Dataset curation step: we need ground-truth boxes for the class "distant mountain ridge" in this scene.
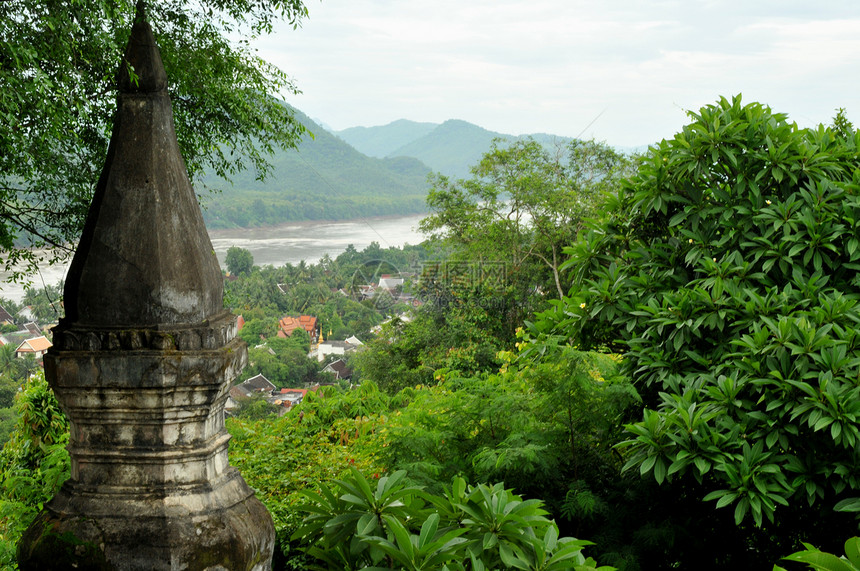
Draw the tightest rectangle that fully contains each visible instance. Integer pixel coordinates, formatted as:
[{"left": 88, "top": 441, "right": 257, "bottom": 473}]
[
  {"left": 200, "top": 109, "right": 432, "bottom": 229},
  {"left": 335, "top": 119, "right": 573, "bottom": 179},
  {"left": 337, "top": 119, "right": 438, "bottom": 158},
  {"left": 200, "top": 110, "right": 583, "bottom": 230}
]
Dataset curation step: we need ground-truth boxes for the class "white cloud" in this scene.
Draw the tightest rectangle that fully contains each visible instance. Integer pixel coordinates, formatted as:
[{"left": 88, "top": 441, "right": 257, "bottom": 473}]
[{"left": 256, "top": 0, "right": 860, "bottom": 147}]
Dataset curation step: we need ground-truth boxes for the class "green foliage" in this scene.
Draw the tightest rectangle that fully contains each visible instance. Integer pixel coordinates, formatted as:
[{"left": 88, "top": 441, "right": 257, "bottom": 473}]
[
  {"left": 421, "top": 138, "right": 633, "bottom": 302},
  {"left": 292, "top": 467, "right": 614, "bottom": 571},
  {"left": 831, "top": 109, "right": 855, "bottom": 140},
  {"left": 226, "top": 388, "right": 388, "bottom": 565},
  {"left": 534, "top": 96, "right": 860, "bottom": 536},
  {"left": 238, "top": 317, "right": 279, "bottom": 346},
  {"left": 390, "top": 139, "right": 635, "bottom": 381},
  {"left": 0, "top": 373, "right": 70, "bottom": 567},
  {"left": 377, "top": 347, "right": 635, "bottom": 490},
  {"left": 0, "top": 407, "right": 17, "bottom": 449},
  {"left": 352, "top": 306, "right": 505, "bottom": 395},
  {"left": 226, "top": 246, "right": 254, "bottom": 276},
  {"left": 293, "top": 469, "right": 421, "bottom": 569},
  {"left": 224, "top": 242, "right": 430, "bottom": 329},
  {"left": 776, "top": 537, "right": 860, "bottom": 571},
  {"left": 0, "top": 0, "right": 308, "bottom": 280},
  {"left": 241, "top": 340, "right": 320, "bottom": 388},
  {"left": 21, "top": 283, "right": 63, "bottom": 323},
  {"left": 294, "top": 382, "right": 391, "bottom": 431},
  {"left": 360, "top": 345, "right": 680, "bottom": 569},
  {"left": 353, "top": 249, "right": 527, "bottom": 394},
  {"left": 0, "top": 347, "right": 33, "bottom": 443},
  {"left": 0, "top": 366, "right": 20, "bottom": 410},
  {"left": 234, "top": 397, "right": 279, "bottom": 420}
]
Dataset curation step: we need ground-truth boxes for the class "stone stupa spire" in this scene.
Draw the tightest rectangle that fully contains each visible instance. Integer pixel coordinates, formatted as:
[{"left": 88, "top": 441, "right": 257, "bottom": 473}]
[
  {"left": 63, "top": 0, "right": 222, "bottom": 327},
  {"left": 17, "top": 4, "right": 275, "bottom": 569}
]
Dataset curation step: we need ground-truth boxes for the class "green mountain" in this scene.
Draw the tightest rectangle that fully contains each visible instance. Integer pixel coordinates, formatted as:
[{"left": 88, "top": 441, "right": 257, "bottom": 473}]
[
  {"left": 337, "top": 119, "right": 437, "bottom": 158},
  {"left": 200, "top": 110, "right": 432, "bottom": 229},
  {"left": 199, "top": 111, "right": 580, "bottom": 230},
  {"left": 388, "top": 120, "right": 500, "bottom": 179},
  {"left": 335, "top": 119, "right": 572, "bottom": 179}
]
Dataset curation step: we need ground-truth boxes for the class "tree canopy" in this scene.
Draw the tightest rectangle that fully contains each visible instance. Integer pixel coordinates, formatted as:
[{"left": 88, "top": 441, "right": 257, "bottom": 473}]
[
  {"left": 420, "top": 138, "right": 633, "bottom": 301},
  {"left": 226, "top": 246, "right": 254, "bottom": 277},
  {"left": 0, "top": 0, "right": 308, "bottom": 280},
  {"left": 534, "top": 95, "right": 860, "bottom": 538}
]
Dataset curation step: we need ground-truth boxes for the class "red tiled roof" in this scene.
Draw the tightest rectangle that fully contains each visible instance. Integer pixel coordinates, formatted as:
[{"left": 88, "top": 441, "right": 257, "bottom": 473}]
[
  {"left": 278, "top": 315, "right": 317, "bottom": 337},
  {"left": 16, "top": 336, "right": 52, "bottom": 353},
  {"left": 279, "top": 388, "right": 308, "bottom": 396}
]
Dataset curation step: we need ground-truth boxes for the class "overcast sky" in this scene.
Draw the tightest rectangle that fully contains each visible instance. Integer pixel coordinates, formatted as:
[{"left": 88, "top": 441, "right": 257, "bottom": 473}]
[{"left": 255, "top": 0, "right": 860, "bottom": 148}]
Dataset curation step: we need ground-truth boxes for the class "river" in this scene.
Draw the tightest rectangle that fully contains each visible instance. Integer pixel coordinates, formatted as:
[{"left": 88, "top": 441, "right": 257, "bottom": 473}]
[{"left": 0, "top": 213, "right": 427, "bottom": 303}]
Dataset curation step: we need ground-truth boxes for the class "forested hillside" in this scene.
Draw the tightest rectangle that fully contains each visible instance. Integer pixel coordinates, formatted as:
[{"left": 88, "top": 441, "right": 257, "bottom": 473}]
[
  {"left": 200, "top": 109, "right": 433, "bottom": 229},
  {"left": 200, "top": 111, "right": 583, "bottom": 229}
]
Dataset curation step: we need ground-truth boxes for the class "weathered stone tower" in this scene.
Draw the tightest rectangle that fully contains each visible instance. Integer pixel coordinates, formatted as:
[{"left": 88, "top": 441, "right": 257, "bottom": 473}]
[{"left": 17, "top": 4, "right": 275, "bottom": 569}]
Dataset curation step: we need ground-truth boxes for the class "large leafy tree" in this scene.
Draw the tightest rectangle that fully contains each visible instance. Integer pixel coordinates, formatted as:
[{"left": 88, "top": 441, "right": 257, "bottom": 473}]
[
  {"left": 535, "top": 96, "right": 860, "bottom": 550},
  {"left": 420, "top": 138, "right": 634, "bottom": 301},
  {"left": 0, "top": 0, "right": 308, "bottom": 280},
  {"left": 226, "top": 246, "right": 254, "bottom": 276}
]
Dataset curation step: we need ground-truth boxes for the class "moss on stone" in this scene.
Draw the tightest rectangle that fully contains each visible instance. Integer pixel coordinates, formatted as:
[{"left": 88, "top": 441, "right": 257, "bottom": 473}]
[{"left": 17, "top": 514, "right": 110, "bottom": 571}]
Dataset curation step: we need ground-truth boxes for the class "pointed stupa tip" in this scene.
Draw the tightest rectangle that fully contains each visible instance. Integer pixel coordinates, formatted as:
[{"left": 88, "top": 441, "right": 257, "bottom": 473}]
[
  {"left": 62, "top": 1, "right": 223, "bottom": 327},
  {"left": 117, "top": 0, "right": 167, "bottom": 93}
]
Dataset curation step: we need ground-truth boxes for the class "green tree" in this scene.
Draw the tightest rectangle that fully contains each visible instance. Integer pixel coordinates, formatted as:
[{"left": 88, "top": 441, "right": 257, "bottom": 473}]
[
  {"left": 352, "top": 306, "right": 502, "bottom": 395},
  {"left": 0, "top": 0, "right": 308, "bottom": 281},
  {"left": 226, "top": 246, "right": 255, "bottom": 277},
  {"left": 372, "top": 346, "right": 662, "bottom": 570},
  {"left": 832, "top": 108, "right": 855, "bottom": 139},
  {"left": 237, "top": 317, "right": 278, "bottom": 346},
  {"left": 535, "top": 96, "right": 860, "bottom": 559},
  {"left": 0, "top": 373, "right": 70, "bottom": 565},
  {"left": 240, "top": 332, "right": 320, "bottom": 388},
  {"left": 0, "top": 377, "right": 18, "bottom": 411},
  {"left": 226, "top": 391, "right": 388, "bottom": 565},
  {"left": 0, "top": 344, "right": 21, "bottom": 382},
  {"left": 292, "top": 468, "right": 614, "bottom": 571},
  {"left": 420, "top": 138, "right": 633, "bottom": 301},
  {"left": 234, "top": 397, "right": 279, "bottom": 421},
  {"left": 0, "top": 407, "right": 16, "bottom": 449},
  {"left": 21, "top": 282, "right": 63, "bottom": 323},
  {"left": 776, "top": 537, "right": 860, "bottom": 571}
]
